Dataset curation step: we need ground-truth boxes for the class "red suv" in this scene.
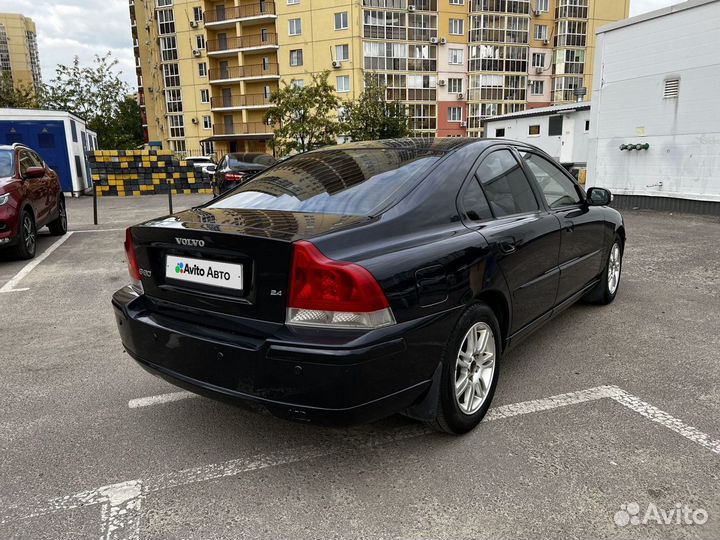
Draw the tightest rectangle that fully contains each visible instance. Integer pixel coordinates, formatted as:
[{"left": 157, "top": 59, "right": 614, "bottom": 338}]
[{"left": 0, "top": 143, "right": 67, "bottom": 259}]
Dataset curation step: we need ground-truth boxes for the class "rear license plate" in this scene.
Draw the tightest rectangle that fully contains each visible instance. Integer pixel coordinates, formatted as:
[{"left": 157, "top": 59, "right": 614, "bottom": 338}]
[{"left": 166, "top": 255, "right": 243, "bottom": 291}]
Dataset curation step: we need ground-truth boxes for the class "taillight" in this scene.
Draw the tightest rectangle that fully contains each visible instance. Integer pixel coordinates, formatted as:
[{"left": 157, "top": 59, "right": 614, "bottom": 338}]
[
  {"left": 286, "top": 241, "right": 395, "bottom": 329},
  {"left": 225, "top": 172, "right": 245, "bottom": 182},
  {"left": 124, "top": 228, "right": 143, "bottom": 292}
]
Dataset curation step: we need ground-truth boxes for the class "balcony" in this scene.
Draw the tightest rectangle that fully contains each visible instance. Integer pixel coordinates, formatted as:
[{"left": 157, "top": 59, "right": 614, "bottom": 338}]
[
  {"left": 212, "top": 122, "right": 274, "bottom": 139},
  {"left": 207, "top": 33, "right": 279, "bottom": 57},
  {"left": 209, "top": 63, "right": 280, "bottom": 84},
  {"left": 205, "top": 2, "right": 277, "bottom": 28},
  {"left": 211, "top": 94, "right": 272, "bottom": 111}
]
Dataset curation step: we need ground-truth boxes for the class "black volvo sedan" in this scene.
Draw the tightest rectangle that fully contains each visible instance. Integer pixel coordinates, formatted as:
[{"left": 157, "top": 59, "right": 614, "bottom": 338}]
[{"left": 113, "top": 138, "right": 625, "bottom": 434}]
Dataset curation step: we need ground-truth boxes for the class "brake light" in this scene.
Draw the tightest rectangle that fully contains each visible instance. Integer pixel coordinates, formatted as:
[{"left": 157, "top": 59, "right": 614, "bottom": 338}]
[
  {"left": 124, "top": 228, "right": 143, "bottom": 292},
  {"left": 286, "top": 241, "right": 395, "bottom": 329},
  {"left": 225, "top": 172, "right": 246, "bottom": 182}
]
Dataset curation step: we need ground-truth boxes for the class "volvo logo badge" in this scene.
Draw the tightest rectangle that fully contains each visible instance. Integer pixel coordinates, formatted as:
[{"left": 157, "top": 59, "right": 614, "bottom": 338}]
[{"left": 175, "top": 237, "right": 205, "bottom": 247}]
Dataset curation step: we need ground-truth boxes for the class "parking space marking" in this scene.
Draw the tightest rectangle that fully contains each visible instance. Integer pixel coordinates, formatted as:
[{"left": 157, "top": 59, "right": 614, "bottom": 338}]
[
  {"left": 128, "top": 391, "right": 199, "bottom": 409},
  {"left": 2, "top": 385, "right": 719, "bottom": 540},
  {"left": 0, "top": 232, "right": 74, "bottom": 294},
  {"left": 73, "top": 228, "right": 126, "bottom": 233}
]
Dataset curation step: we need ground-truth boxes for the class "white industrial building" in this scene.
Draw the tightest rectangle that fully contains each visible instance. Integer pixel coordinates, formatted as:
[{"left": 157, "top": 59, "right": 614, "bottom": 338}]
[
  {"left": 586, "top": 0, "right": 720, "bottom": 214},
  {"left": 482, "top": 103, "right": 591, "bottom": 182}
]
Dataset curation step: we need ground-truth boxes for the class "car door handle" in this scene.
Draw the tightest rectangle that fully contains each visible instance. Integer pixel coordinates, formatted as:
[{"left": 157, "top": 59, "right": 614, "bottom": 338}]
[
  {"left": 498, "top": 240, "right": 517, "bottom": 255},
  {"left": 563, "top": 221, "right": 575, "bottom": 232}
]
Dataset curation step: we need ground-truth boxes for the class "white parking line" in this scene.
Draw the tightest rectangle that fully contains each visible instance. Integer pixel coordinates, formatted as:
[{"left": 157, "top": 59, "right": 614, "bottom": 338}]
[
  {"left": 128, "top": 391, "right": 199, "bottom": 409},
  {"left": 2, "top": 385, "right": 718, "bottom": 540},
  {"left": 0, "top": 232, "right": 74, "bottom": 294},
  {"left": 73, "top": 228, "right": 126, "bottom": 233}
]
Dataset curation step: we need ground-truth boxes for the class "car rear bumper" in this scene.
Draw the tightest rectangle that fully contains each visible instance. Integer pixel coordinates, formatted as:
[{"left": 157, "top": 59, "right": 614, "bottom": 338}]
[{"left": 112, "top": 287, "right": 456, "bottom": 425}]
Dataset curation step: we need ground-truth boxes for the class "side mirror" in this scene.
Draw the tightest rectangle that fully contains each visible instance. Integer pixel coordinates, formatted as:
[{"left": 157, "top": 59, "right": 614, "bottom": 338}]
[
  {"left": 24, "top": 166, "right": 45, "bottom": 179},
  {"left": 205, "top": 165, "right": 217, "bottom": 173},
  {"left": 587, "top": 187, "right": 612, "bottom": 206}
]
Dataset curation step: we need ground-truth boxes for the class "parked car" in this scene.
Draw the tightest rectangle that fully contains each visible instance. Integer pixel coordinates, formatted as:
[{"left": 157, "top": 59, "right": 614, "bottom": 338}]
[
  {"left": 113, "top": 138, "right": 624, "bottom": 434},
  {"left": 0, "top": 144, "right": 67, "bottom": 259},
  {"left": 208, "top": 152, "right": 278, "bottom": 196}
]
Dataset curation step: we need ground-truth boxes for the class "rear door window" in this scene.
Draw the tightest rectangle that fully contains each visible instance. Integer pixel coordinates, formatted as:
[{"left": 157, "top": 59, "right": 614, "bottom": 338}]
[
  {"left": 476, "top": 150, "right": 539, "bottom": 217},
  {"left": 460, "top": 177, "right": 492, "bottom": 223}
]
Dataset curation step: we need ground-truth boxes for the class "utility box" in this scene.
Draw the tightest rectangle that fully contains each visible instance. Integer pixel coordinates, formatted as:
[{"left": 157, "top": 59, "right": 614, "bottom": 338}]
[{"left": 0, "top": 108, "right": 99, "bottom": 196}]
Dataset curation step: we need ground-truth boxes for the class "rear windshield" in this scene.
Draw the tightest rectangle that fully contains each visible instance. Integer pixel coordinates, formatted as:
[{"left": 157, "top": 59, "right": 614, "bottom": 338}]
[
  {"left": 227, "top": 153, "right": 276, "bottom": 168},
  {"left": 208, "top": 148, "right": 443, "bottom": 216},
  {"left": 0, "top": 150, "right": 13, "bottom": 177}
]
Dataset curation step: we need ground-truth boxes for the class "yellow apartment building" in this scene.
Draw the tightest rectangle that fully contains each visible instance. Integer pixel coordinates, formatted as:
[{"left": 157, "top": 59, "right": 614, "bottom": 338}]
[
  {"left": 131, "top": 0, "right": 629, "bottom": 154},
  {"left": 0, "top": 13, "right": 42, "bottom": 91}
]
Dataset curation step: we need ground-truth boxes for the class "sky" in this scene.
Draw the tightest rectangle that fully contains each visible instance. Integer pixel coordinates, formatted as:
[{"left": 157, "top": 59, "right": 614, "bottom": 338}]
[{"left": 3, "top": 0, "right": 684, "bottom": 91}]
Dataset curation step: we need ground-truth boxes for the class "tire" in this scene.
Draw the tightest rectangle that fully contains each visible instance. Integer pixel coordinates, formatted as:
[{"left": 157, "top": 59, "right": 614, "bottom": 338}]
[
  {"left": 584, "top": 235, "right": 623, "bottom": 305},
  {"left": 47, "top": 197, "right": 68, "bottom": 236},
  {"left": 11, "top": 210, "right": 37, "bottom": 260},
  {"left": 431, "top": 303, "right": 501, "bottom": 435}
]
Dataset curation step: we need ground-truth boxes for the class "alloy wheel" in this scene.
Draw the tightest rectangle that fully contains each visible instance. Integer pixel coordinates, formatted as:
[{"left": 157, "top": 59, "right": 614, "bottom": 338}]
[
  {"left": 454, "top": 322, "right": 496, "bottom": 415},
  {"left": 608, "top": 242, "right": 622, "bottom": 294},
  {"left": 23, "top": 214, "right": 36, "bottom": 253},
  {"left": 59, "top": 201, "right": 67, "bottom": 231}
]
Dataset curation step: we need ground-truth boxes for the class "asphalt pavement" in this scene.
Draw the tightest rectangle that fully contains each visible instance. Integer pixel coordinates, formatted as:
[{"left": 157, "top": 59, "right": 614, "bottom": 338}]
[{"left": 0, "top": 194, "right": 718, "bottom": 539}]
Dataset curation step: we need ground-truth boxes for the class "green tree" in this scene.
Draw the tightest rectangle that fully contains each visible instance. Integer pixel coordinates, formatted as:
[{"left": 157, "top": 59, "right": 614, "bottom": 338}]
[
  {"left": 43, "top": 52, "right": 132, "bottom": 148},
  {"left": 341, "top": 75, "right": 409, "bottom": 141},
  {"left": 0, "top": 72, "right": 40, "bottom": 109},
  {"left": 91, "top": 96, "right": 144, "bottom": 149},
  {"left": 264, "top": 71, "right": 340, "bottom": 157}
]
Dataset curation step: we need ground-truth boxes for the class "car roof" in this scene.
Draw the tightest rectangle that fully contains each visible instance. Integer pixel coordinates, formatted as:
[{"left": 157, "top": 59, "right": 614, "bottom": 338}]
[
  {"left": 303, "top": 137, "right": 537, "bottom": 156},
  {"left": 0, "top": 143, "right": 30, "bottom": 152}
]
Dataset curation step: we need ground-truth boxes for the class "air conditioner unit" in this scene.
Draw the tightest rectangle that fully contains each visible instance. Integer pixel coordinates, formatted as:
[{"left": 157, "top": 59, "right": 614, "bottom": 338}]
[
  {"left": 535, "top": 67, "right": 543, "bottom": 74},
  {"left": 543, "top": 38, "right": 550, "bottom": 45},
  {"left": 192, "top": 49, "right": 202, "bottom": 57},
  {"left": 331, "top": 60, "right": 341, "bottom": 68},
  {"left": 457, "top": 92, "right": 464, "bottom": 99},
  {"left": 430, "top": 37, "right": 438, "bottom": 44},
  {"left": 534, "top": 9, "right": 542, "bottom": 16},
  {"left": 190, "top": 20, "right": 199, "bottom": 28},
  {"left": 439, "top": 37, "right": 447, "bottom": 45},
  {"left": 438, "top": 79, "right": 446, "bottom": 86},
  {"left": 460, "top": 121, "right": 467, "bottom": 128},
  {"left": 191, "top": 118, "right": 199, "bottom": 125},
  {"left": 407, "top": 5, "right": 416, "bottom": 11}
]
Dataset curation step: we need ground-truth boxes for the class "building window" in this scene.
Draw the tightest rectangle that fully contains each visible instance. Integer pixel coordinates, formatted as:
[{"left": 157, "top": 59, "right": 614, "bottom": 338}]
[
  {"left": 198, "top": 62, "right": 207, "bottom": 77},
  {"left": 202, "top": 115, "right": 212, "bottom": 130},
  {"left": 548, "top": 115, "right": 563, "bottom": 136},
  {"left": 289, "top": 18, "right": 302, "bottom": 36},
  {"left": 407, "top": 13, "right": 438, "bottom": 41},
  {"left": 448, "top": 106, "right": 462, "bottom": 122},
  {"left": 584, "top": 120, "right": 590, "bottom": 132},
  {"left": 449, "top": 19, "right": 464, "bottom": 35},
  {"left": 536, "top": 0, "right": 549, "bottom": 11},
  {"left": 287, "top": 0, "right": 299, "bottom": 4},
  {"left": 200, "top": 89, "right": 209, "bottom": 103},
  {"left": 449, "top": 0, "right": 464, "bottom": 4},
  {"left": 165, "top": 89, "right": 183, "bottom": 112},
  {"left": 193, "top": 7, "right": 203, "bottom": 21},
  {"left": 262, "top": 56, "right": 270, "bottom": 70},
  {"left": 335, "top": 12, "right": 348, "bottom": 30},
  {"left": 532, "top": 53, "right": 545, "bottom": 68},
  {"left": 530, "top": 80, "right": 544, "bottom": 95},
  {"left": 529, "top": 125, "right": 540, "bottom": 136},
  {"left": 196, "top": 35, "right": 205, "bottom": 50},
  {"left": 291, "top": 79, "right": 305, "bottom": 88},
  {"left": 336, "top": 44, "right": 349, "bottom": 62},
  {"left": 160, "top": 36, "right": 178, "bottom": 61},
  {"left": 495, "top": 128, "right": 505, "bottom": 137},
  {"left": 408, "top": 103, "right": 436, "bottom": 132},
  {"left": 289, "top": 49, "right": 303, "bottom": 66},
  {"left": 336, "top": 75, "right": 350, "bottom": 93},
  {"left": 157, "top": 0, "right": 173, "bottom": 6},
  {"left": 163, "top": 63, "right": 180, "bottom": 87},
  {"left": 264, "top": 85, "right": 272, "bottom": 99},
  {"left": 534, "top": 24, "right": 547, "bottom": 41},
  {"left": 449, "top": 48, "right": 464, "bottom": 65},
  {"left": 168, "top": 115, "right": 185, "bottom": 138},
  {"left": 448, "top": 77, "right": 463, "bottom": 93},
  {"left": 157, "top": 8, "right": 175, "bottom": 35}
]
